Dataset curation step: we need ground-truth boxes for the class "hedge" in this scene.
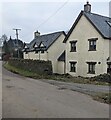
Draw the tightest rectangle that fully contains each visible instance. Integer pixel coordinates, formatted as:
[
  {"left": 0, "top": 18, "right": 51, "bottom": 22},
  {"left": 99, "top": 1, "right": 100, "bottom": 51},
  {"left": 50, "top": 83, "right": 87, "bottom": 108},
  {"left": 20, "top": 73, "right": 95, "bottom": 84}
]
[{"left": 8, "top": 58, "right": 52, "bottom": 75}]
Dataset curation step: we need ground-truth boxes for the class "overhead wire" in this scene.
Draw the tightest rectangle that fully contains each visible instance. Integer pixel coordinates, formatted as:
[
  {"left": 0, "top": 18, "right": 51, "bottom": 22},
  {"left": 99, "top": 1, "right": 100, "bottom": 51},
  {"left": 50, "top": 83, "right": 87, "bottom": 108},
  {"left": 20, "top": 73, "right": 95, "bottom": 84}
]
[{"left": 37, "top": 0, "right": 69, "bottom": 29}]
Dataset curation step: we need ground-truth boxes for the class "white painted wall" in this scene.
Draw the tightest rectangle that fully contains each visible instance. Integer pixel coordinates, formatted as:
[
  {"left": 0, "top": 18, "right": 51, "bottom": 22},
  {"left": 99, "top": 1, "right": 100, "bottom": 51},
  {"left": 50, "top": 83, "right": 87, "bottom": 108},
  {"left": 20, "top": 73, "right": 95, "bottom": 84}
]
[
  {"left": 66, "top": 15, "right": 110, "bottom": 77},
  {"left": 23, "top": 33, "right": 65, "bottom": 74},
  {"left": 23, "top": 52, "right": 30, "bottom": 59},
  {"left": 47, "top": 34, "right": 65, "bottom": 73},
  {"left": 57, "top": 61, "right": 65, "bottom": 74}
]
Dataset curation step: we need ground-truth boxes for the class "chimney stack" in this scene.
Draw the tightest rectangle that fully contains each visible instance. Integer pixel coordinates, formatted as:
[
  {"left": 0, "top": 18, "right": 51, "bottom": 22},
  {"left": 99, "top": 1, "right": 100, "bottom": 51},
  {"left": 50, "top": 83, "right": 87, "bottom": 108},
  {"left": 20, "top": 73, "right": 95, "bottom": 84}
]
[
  {"left": 84, "top": 1, "right": 91, "bottom": 13},
  {"left": 34, "top": 30, "right": 40, "bottom": 38}
]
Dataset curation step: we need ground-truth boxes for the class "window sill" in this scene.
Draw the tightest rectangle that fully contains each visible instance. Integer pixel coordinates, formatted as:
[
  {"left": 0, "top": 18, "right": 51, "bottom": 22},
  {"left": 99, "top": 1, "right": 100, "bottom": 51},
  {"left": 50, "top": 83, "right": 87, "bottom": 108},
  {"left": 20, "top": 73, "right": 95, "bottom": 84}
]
[
  {"left": 70, "top": 51, "right": 77, "bottom": 52},
  {"left": 70, "top": 71, "right": 76, "bottom": 73},
  {"left": 87, "top": 72, "right": 95, "bottom": 74},
  {"left": 88, "top": 50, "right": 96, "bottom": 51}
]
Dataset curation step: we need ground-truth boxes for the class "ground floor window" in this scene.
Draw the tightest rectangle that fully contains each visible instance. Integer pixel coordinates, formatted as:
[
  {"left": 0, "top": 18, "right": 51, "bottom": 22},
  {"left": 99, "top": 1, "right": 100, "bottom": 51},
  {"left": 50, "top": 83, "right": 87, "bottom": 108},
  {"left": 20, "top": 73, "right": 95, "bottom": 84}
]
[
  {"left": 107, "top": 62, "right": 111, "bottom": 74},
  {"left": 70, "top": 61, "right": 77, "bottom": 72},
  {"left": 86, "top": 62, "right": 97, "bottom": 74}
]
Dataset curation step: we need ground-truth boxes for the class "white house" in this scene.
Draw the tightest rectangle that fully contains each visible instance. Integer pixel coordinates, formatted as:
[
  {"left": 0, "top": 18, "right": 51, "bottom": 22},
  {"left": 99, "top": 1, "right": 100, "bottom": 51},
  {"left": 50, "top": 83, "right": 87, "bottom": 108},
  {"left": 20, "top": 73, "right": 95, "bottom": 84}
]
[
  {"left": 23, "top": 31, "right": 66, "bottom": 74},
  {"left": 63, "top": 2, "right": 111, "bottom": 77}
]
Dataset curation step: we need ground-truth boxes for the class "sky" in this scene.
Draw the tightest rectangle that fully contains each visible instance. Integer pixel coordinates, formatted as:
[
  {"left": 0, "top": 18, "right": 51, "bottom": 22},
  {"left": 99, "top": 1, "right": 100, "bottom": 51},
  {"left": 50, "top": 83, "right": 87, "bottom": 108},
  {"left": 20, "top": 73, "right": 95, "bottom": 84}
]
[{"left": 0, "top": 0, "right": 110, "bottom": 43}]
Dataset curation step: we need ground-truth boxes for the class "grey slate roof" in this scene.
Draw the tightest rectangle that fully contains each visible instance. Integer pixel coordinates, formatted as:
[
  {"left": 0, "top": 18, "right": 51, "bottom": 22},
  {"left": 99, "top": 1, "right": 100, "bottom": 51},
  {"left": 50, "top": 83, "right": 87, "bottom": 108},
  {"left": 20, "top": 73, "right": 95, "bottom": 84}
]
[
  {"left": 25, "top": 31, "right": 66, "bottom": 52},
  {"left": 8, "top": 38, "right": 24, "bottom": 49},
  {"left": 58, "top": 51, "right": 65, "bottom": 61},
  {"left": 84, "top": 12, "right": 111, "bottom": 39},
  {"left": 64, "top": 11, "right": 111, "bottom": 42}
]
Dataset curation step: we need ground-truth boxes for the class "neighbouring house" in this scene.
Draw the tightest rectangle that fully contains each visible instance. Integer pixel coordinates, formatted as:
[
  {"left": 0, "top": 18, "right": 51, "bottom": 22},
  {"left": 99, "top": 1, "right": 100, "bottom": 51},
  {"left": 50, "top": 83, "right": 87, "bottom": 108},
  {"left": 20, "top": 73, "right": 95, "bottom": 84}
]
[
  {"left": 7, "top": 36, "right": 24, "bottom": 58},
  {"left": 23, "top": 31, "right": 66, "bottom": 74},
  {"left": 63, "top": 2, "right": 111, "bottom": 77}
]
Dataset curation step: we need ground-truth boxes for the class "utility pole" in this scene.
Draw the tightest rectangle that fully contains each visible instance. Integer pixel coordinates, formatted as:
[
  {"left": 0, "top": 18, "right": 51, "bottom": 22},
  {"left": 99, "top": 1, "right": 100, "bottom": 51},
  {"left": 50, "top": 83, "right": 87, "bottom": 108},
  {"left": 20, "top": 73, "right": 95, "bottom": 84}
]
[{"left": 13, "top": 28, "right": 21, "bottom": 58}]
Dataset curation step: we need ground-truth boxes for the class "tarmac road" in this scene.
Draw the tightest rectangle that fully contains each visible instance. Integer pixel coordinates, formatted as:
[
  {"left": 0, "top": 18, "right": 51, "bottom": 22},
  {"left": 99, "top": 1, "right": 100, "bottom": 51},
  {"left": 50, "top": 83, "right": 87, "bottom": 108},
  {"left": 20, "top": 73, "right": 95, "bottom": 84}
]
[{"left": 2, "top": 66, "right": 109, "bottom": 118}]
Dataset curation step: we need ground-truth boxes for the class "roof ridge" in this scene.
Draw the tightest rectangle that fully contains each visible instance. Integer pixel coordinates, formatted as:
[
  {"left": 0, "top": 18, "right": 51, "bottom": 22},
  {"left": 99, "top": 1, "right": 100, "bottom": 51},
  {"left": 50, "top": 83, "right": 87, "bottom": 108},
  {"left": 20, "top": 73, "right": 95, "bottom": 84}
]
[
  {"left": 38, "top": 31, "right": 64, "bottom": 37},
  {"left": 83, "top": 11, "right": 111, "bottom": 19}
]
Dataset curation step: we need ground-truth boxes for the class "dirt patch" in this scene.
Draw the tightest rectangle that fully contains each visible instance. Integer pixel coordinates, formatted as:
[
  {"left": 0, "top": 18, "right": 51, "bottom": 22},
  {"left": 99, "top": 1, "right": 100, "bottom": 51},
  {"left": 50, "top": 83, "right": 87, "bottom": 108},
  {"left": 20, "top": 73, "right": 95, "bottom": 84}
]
[
  {"left": 6, "top": 85, "right": 15, "bottom": 88},
  {"left": 5, "top": 78, "right": 11, "bottom": 81}
]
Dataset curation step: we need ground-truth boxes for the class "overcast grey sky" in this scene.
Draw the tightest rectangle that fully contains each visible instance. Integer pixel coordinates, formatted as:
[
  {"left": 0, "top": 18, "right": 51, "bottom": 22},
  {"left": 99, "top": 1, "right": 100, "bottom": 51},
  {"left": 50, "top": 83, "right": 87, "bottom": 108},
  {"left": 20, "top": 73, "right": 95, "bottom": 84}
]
[{"left": 0, "top": 0, "right": 110, "bottom": 43}]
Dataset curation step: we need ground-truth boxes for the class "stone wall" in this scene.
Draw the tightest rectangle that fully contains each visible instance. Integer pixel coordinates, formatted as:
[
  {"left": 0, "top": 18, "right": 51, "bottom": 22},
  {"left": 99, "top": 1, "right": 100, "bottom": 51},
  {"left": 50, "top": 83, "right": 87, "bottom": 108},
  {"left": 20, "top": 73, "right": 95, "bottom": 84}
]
[{"left": 8, "top": 58, "right": 52, "bottom": 75}]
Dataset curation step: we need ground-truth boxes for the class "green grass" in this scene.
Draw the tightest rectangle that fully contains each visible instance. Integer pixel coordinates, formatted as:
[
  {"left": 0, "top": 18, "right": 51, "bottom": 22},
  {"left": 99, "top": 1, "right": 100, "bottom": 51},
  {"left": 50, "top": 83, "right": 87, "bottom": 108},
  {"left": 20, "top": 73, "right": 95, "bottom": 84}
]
[
  {"left": 4, "top": 62, "right": 42, "bottom": 79},
  {"left": 4, "top": 62, "right": 111, "bottom": 104}
]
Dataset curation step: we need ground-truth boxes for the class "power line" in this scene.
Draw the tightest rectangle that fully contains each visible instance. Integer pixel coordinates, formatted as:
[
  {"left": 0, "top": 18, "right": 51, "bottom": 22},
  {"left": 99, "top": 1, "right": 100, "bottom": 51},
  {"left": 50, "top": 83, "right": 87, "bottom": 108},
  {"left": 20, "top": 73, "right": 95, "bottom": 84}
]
[{"left": 37, "top": 0, "right": 69, "bottom": 29}]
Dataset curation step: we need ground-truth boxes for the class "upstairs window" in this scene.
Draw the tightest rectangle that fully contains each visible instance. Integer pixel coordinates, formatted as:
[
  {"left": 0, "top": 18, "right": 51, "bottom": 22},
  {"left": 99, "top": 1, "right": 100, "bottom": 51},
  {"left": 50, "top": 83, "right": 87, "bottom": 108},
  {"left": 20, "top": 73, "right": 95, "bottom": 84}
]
[
  {"left": 106, "top": 21, "right": 111, "bottom": 27},
  {"left": 70, "top": 61, "right": 77, "bottom": 72},
  {"left": 41, "top": 50, "right": 44, "bottom": 53},
  {"left": 70, "top": 41, "right": 77, "bottom": 52},
  {"left": 25, "top": 51, "right": 28, "bottom": 54},
  {"left": 87, "top": 62, "right": 97, "bottom": 74},
  {"left": 35, "top": 51, "right": 38, "bottom": 54},
  {"left": 88, "top": 38, "right": 98, "bottom": 51}
]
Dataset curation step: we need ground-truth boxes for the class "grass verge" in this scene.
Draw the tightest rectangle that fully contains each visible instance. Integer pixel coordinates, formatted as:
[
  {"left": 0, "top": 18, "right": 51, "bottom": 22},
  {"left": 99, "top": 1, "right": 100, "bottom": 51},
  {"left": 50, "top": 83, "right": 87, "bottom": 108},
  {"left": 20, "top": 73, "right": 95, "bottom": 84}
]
[
  {"left": 92, "top": 92, "right": 111, "bottom": 104},
  {"left": 3, "top": 62, "right": 42, "bottom": 79},
  {"left": 4, "top": 62, "right": 110, "bottom": 86}
]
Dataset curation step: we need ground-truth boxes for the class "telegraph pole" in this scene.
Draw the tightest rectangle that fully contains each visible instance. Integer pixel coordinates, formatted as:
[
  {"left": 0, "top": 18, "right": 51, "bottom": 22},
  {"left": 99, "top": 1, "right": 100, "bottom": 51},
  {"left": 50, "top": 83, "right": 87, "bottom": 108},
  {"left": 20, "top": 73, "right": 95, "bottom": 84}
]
[{"left": 13, "top": 28, "right": 21, "bottom": 58}]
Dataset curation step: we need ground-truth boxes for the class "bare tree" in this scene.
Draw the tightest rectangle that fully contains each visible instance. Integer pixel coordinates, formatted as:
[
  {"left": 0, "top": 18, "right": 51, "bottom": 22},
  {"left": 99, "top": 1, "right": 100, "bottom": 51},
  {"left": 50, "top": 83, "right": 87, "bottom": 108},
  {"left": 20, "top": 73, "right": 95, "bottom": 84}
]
[{"left": 0, "top": 34, "right": 8, "bottom": 46}]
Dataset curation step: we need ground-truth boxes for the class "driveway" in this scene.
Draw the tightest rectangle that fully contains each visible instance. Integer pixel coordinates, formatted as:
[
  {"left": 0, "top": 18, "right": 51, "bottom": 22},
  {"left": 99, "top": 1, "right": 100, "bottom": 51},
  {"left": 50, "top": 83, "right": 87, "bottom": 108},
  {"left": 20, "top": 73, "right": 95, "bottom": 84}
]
[{"left": 2, "top": 66, "right": 109, "bottom": 118}]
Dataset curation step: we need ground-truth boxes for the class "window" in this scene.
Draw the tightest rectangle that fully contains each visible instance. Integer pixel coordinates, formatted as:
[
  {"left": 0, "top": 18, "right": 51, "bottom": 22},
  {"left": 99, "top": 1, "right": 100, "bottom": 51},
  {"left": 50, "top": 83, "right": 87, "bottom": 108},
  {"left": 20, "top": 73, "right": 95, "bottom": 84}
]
[
  {"left": 35, "top": 51, "right": 38, "bottom": 54},
  {"left": 87, "top": 62, "right": 97, "bottom": 74},
  {"left": 41, "top": 50, "right": 44, "bottom": 53},
  {"left": 88, "top": 38, "right": 98, "bottom": 51},
  {"left": 106, "top": 21, "right": 111, "bottom": 27},
  {"left": 107, "top": 62, "right": 111, "bottom": 74},
  {"left": 70, "top": 41, "right": 77, "bottom": 52},
  {"left": 70, "top": 62, "right": 77, "bottom": 72},
  {"left": 25, "top": 51, "right": 28, "bottom": 54}
]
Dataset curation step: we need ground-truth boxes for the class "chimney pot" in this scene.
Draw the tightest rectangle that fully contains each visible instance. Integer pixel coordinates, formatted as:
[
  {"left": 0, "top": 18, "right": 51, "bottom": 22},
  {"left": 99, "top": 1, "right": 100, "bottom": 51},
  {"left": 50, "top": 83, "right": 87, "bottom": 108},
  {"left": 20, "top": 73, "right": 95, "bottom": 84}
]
[
  {"left": 84, "top": 1, "right": 91, "bottom": 13},
  {"left": 34, "top": 30, "right": 40, "bottom": 38}
]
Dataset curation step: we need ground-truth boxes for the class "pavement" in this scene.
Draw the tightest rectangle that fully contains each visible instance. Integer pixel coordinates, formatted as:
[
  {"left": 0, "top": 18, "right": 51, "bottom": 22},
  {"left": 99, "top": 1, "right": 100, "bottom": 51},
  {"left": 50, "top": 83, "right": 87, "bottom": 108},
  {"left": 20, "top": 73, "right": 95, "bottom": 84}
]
[{"left": 2, "top": 66, "right": 109, "bottom": 118}]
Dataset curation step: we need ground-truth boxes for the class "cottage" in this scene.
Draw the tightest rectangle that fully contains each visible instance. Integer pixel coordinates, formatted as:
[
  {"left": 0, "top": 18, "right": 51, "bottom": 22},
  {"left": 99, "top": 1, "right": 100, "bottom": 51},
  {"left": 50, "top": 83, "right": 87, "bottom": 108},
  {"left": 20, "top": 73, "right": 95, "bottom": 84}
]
[
  {"left": 23, "top": 31, "right": 66, "bottom": 74},
  {"left": 64, "top": 2, "right": 111, "bottom": 77}
]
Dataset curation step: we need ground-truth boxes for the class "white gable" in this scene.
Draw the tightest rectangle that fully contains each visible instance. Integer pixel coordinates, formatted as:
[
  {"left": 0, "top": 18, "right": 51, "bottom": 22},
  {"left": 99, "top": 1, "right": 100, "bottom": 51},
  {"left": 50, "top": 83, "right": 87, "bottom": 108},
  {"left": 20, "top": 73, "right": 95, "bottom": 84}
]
[
  {"left": 40, "top": 43, "right": 45, "bottom": 47},
  {"left": 25, "top": 45, "right": 28, "bottom": 49},
  {"left": 34, "top": 44, "right": 38, "bottom": 48}
]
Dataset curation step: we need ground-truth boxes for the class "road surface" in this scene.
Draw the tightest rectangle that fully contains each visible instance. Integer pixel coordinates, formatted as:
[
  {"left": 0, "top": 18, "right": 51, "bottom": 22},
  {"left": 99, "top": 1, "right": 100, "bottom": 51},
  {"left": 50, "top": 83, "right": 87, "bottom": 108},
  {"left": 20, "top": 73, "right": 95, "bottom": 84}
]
[{"left": 2, "top": 66, "right": 109, "bottom": 118}]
